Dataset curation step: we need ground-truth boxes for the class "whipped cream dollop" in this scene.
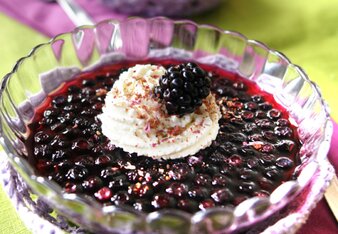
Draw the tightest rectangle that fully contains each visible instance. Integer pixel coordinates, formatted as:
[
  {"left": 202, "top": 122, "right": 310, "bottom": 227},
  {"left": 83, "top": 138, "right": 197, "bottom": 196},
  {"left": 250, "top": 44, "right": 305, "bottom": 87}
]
[{"left": 98, "top": 64, "right": 221, "bottom": 159}]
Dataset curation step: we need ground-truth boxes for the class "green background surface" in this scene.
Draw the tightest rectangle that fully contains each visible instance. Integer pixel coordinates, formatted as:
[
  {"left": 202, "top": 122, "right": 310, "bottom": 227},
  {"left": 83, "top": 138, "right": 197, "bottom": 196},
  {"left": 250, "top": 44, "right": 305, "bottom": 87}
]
[{"left": 0, "top": 0, "right": 337, "bottom": 233}]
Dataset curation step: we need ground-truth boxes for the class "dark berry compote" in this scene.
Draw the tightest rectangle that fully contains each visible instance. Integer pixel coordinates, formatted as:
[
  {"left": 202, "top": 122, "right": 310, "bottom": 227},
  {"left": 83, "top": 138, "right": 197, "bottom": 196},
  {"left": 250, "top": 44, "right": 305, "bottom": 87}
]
[{"left": 27, "top": 59, "right": 301, "bottom": 214}]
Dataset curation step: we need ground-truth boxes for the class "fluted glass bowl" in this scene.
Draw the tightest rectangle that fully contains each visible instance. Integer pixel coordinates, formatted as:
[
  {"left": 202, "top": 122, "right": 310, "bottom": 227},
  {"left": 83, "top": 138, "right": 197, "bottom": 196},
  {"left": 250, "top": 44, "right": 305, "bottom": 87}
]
[
  {"left": 0, "top": 18, "right": 333, "bottom": 233},
  {"left": 100, "top": 0, "right": 220, "bottom": 17}
]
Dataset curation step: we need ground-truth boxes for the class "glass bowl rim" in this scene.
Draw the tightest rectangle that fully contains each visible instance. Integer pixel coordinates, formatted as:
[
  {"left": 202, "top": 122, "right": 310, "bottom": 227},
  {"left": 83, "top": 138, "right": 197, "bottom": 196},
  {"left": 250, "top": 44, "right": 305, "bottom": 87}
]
[{"left": 0, "top": 17, "right": 333, "bottom": 232}]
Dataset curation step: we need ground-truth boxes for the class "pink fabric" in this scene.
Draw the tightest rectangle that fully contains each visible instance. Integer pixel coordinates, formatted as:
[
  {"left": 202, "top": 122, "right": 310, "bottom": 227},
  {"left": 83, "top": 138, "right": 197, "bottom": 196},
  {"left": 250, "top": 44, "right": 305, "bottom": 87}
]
[
  {"left": 298, "top": 199, "right": 338, "bottom": 234},
  {"left": 297, "top": 120, "right": 338, "bottom": 234},
  {"left": 0, "top": 1, "right": 337, "bottom": 232},
  {"left": 0, "top": 0, "right": 126, "bottom": 37}
]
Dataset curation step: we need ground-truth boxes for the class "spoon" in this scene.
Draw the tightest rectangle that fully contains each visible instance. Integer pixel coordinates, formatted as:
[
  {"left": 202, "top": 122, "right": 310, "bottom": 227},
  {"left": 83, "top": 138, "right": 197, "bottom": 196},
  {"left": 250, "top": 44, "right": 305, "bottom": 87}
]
[{"left": 44, "top": 0, "right": 94, "bottom": 26}]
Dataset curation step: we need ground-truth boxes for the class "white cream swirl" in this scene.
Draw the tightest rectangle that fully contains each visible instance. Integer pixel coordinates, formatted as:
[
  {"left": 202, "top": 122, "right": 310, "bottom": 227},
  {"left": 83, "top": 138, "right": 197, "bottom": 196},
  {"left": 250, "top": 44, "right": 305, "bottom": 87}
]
[{"left": 98, "top": 64, "right": 221, "bottom": 159}]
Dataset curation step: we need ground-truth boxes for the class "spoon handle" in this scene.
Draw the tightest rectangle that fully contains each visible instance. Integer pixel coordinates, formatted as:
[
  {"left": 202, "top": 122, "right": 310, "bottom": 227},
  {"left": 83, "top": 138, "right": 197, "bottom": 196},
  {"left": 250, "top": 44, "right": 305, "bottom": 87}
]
[{"left": 56, "top": 0, "right": 94, "bottom": 26}]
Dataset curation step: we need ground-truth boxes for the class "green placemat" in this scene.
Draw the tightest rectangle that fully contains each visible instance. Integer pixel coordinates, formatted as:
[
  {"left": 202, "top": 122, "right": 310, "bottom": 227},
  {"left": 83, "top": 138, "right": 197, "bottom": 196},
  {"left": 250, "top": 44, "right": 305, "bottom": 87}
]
[
  {"left": 0, "top": 13, "right": 46, "bottom": 234},
  {"left": 1, "top": 0, "right": 338, "bottom": 233}
]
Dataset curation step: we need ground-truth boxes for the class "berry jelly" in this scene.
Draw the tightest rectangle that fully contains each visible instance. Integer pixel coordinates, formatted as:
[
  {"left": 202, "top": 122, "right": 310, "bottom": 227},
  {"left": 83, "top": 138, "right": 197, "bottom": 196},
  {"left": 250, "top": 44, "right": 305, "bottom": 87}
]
[{"left": 26, "top": 59, "right": 301, "bottom": 214}]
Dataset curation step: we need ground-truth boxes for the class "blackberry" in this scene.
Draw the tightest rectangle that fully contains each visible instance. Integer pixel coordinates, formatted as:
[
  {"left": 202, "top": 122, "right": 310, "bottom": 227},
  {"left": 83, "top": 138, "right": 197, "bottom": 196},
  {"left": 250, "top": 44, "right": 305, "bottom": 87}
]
[{"left": 154, "top": 63, "right": 211, "bottom": 115}]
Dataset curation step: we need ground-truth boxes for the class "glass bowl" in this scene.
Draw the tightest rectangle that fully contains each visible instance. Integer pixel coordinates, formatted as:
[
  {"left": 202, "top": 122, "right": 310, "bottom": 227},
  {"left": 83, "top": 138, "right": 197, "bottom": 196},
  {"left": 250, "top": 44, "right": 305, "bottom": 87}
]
[
  {"left": 0, "top": 17, "right": 333, "bottom": 233},
  {"left": 100, "top": 0, "right": 220, "bottom": 17}
]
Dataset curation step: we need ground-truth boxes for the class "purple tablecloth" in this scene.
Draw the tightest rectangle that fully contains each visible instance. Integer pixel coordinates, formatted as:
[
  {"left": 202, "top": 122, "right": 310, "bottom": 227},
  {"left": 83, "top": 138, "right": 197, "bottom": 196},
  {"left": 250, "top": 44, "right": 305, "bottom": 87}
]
[{"left": 0, "top": 0, "right": 125, "bottom": 37}]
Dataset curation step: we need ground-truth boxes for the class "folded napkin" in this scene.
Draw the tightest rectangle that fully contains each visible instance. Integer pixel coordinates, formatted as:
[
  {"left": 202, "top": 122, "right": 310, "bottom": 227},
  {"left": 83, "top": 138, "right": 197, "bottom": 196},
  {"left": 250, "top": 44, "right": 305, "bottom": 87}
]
[
  {"left": 298, "top": 120, "right": 338, "bottom": 234},
  {"left": 0, "top": 0, "right": 337, "bottom": 234}
]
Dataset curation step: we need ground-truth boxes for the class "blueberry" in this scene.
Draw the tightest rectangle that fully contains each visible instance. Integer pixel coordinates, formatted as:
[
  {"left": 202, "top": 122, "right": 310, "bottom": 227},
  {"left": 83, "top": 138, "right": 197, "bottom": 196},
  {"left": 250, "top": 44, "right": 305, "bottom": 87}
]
[
  {"left": 211, "top": 188, "right": 234, "bottom": 203},
  {"left": 244, "top": 102, "right": 258, "bottom": 111},
  {"left": 188, "top": 186, "right": 210, "bottom": 200},
  {"left": 43, "top": 108, "right": 59, "bottom": 118},
  {"left": 95, "top": 155, "right": 112, "bottom": 166},
  {"left": 259, "top": 154, "right": 276, "bottom": 166},
  {"left": 275, "top": 157, "right": 294, "bottom": 169},
  {"left": 242, "top": 111, "right": 255, "bottom": 121},
  {"left": 212, "top": 174, "right": 230, "bottom": 187},
  {"left": 74, "top": 156, "right": 95, "bottom": 168},
  {"left": 238, "top": 168, "right": 257, "bottom": 181},
  {"left": 34, "top": 131, "right": 52, "bottom": 143},
  {"left": 199, "top": 199, "right": 215, "bottom": 210},
  {"left": 151, "top": 194, "right": 175, "bottom": 209},
  {"left": 252, "top": 95, "right": 264, "bottom": 103},
  {"left": 108, "top": 175, "right": 129, "bottom": 190},
  {"left": 71, "top": 139, "right": 92, "bottom": 152},
  {"left": 112, "top": 191, "right": 131, "bottom": 205},
  {"left": 274, "top": 126, "right": 293, "bottom": 138},
  {"left": 259, "top": 102, "right": 272, "bottom": 110},
  {"left": 34, "top": 144, "right": 53, "bottom": 158},
  {"left": 82, "top": 176, "right": 103, "bottom": 192},
  {"left": 51, "top": 149, "right": 70, "bottom": 161},
  {"left": 264, "top": 168, "right": 281, "bottom": 181},
  {"left": 65, "top": 165, "right": 89, "bottom": 181},
  {"left": 82, "top": 79, "right": 96, "bottom": 87},
  {"left": 233, "top": 82, "right": 246, "bottom": 90},
  {"left": 177, "top": 199, "right": 198, "bottom": 212},
  {"left": 94, "top": 187, "right": 112, "bottom": 201},
  {"left": 238, "top": 182, "right": 258, "bottom": 195},
  {"left": 267, "top": 109, "right": 281, "bottom": 119},
  {"left": 52, "top": 95, "right": 67, "bottom": 107},
  {"left": 165, "top": 182, "right": 188, "bottom": 198},
  {"left": 133, "top": 199, "right": 152, "bottom": 212},
  {"left": 275, "top": 140, "right": 296, "bottom": 152},
  {"left": 194, "top": 173, "right": 211, "bottom": 186},
  {"left": 168, "top": 163, "right": 193, "bottom": 181},
  {"left": 216, "top": 86, "right": 236, "bottom": 97},
  {"left": 64, "top": 182, "right": 83, "bottom": 193},
  {"left": 128, "top": 183, "right": 153, "bottom": 198},
  {"left": 101, "top": 167, "right": 121, "bottom": 180}
]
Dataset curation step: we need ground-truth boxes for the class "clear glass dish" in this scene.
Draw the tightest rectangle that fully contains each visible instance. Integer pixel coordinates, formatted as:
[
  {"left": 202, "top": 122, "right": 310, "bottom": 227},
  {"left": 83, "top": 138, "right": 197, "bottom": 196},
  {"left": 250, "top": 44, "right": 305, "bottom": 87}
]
[
  {"left": 100, "top": 0, "right": 220, "bottom": 17},
  {"left": 0, "top": 17, "right": 333, "bottom": 233}
]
